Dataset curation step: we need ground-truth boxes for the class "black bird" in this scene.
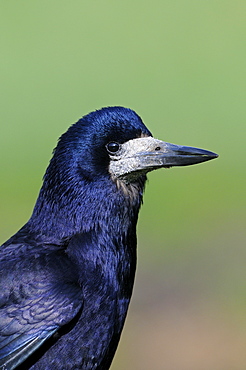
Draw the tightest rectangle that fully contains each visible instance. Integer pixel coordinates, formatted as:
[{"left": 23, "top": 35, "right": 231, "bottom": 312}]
[{"left": 0, "top": 107, "right": 218, "bottom": 370}]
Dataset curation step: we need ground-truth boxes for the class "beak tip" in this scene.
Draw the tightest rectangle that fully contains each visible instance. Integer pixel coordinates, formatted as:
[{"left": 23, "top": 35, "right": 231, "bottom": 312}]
[
  {"left": 206, "top": 151, "right": 219, "bottom": 160},
  {"left": 161, "top": 144, "right": 219, "bottom": 167}
]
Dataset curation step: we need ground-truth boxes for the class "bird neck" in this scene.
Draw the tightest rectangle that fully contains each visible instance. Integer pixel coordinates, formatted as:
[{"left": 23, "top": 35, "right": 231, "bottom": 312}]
[{"left": 26, "top": 175, "right": 145, "bottom": 245}]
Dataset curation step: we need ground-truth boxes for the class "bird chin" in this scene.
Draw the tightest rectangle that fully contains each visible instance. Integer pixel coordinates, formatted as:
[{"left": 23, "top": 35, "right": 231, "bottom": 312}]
[{"left": 110, "top": 171, "right": 147, "bottom": 201}]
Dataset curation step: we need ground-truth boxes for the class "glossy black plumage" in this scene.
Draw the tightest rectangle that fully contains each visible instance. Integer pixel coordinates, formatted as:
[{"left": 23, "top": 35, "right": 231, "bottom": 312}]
[{"left": 0, "top": 107, "right": 218, "bottom": 369}]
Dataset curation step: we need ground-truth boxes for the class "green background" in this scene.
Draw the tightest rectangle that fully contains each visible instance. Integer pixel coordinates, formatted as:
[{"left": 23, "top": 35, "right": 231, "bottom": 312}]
[{"left": 1, "top": 1, "right": 245, "bottom": 369}]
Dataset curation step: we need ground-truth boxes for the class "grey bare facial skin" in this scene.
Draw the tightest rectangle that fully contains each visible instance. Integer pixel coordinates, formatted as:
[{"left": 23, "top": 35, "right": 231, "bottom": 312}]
[{"left": 109, "top": 136, "right": 218, "bottom": 182}]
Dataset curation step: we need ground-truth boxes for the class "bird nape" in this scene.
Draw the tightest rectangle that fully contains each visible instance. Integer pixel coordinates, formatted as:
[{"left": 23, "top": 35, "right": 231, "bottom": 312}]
[{"left": 0, "top": 107, "right": 218, "bottom": 370}]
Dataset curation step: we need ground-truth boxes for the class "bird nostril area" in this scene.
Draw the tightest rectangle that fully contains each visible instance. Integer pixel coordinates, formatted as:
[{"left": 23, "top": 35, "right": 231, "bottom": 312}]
[{"left": 155, "top": 146, "right": 161, "bottom": 151}]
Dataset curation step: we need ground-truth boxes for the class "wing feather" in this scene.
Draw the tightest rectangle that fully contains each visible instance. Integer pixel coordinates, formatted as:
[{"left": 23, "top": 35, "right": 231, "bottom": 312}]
[{"left": 0, "top": 243, "right": 83, "bottom": 369}]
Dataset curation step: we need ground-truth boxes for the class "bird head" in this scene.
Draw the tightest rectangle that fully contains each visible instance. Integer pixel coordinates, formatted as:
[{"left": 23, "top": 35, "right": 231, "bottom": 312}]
[
  {"left": 30, "top": 106, "right": 218, "bottom": 238},
  {"left": 48, "top": 106, "right": 218, "bottom": 187}
]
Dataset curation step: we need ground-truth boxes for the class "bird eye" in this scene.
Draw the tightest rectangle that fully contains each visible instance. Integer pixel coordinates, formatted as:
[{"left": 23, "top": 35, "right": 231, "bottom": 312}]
[{"left": 106, "top": 142, "right": 120, "bottom": 154}]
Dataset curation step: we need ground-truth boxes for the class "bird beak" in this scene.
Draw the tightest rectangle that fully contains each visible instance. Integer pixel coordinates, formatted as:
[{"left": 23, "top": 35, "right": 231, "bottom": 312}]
[
  {"left": 137, "top": 140, "right": 218, "bottom": 168},
  {"left": 109, "top": 137, "right": 218, "bottom": 180}
]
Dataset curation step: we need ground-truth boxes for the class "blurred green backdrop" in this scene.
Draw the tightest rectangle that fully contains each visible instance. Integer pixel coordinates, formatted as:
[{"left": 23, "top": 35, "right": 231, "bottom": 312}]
[{"left": 1, "top": 1, "right": 245, "bottom": 369}]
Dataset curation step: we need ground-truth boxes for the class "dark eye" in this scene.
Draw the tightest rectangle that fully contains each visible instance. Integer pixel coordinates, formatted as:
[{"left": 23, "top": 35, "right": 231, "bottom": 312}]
[{"left": 106, "top": 142, "right": 120, "bottom": 154}]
